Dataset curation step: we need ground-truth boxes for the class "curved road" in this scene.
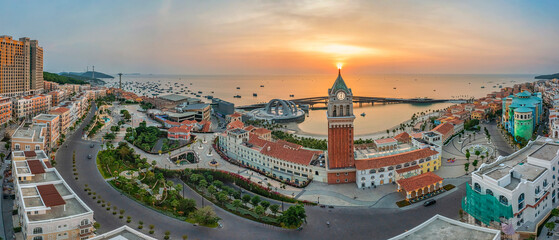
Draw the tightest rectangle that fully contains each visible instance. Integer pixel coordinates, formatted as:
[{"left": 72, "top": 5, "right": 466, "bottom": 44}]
[{"left": 55, "top": 103, "right": 466, "bottom": 239}]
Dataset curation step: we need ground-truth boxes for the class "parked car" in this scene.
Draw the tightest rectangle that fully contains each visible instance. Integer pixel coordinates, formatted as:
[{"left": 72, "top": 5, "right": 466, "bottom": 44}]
[
  {"left": 90, "top": 144, "right": 94, "bottom": 148},
  {"left": 87, "top": 154, "right": 92, "bottom": 159},
  {"left": 423, "top": 199, "right": 436, "bottom": 207}
]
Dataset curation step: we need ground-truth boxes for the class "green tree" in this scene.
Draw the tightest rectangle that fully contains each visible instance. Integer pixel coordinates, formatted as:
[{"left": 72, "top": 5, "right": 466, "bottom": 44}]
[
  {"left": 199, "top": 180, "right": 208, "bottom": 189},
  {"left": 212, "top": 180, "right": 223, "bottom": 189},
  {"left": 260, "top": 201, "right": 270, "bottom": 211},
  {"left": 242, "top": 195, "right": 251, "bottom": 207},
  {"left": 254, "top": 205, "right": 265, "bottom": 218},
  {"left": 474, "top": 150, "right": 481, "bottom": 159},
  {"left": 545, "top": 222, "right": 556, "bottom": 235},
  {"left": 217, "top": 192, "right": 228, "bottom": 202},
  {"left": 190, "top": 206, "right": 219, "bottom": 225},
  {"left": 270, "top": 204, "right": 280, "bottom": 215},
  {"left": 177, "top": 198, "right": 196, "bottom": 215},
  {"left": 552, "top": 208, "right": 559, "bottom": 222},
  {"left": 278, "top": 204, "right": 306, "bottom": 228},
  {"left": 464, "top": 163, "right": 470, "bottom": 174},
  {"left": 232, "top": 199, "right": 242, "bottom": 211},
  {"left": 251, "top": 195, "right": 261, "bottom": 207},
  {"left": 465, "top": 150, "right": 470, "bottom": 161}
]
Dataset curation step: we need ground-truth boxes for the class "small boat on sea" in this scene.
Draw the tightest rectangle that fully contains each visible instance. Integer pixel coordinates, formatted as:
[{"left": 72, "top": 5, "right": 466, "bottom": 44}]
[
  {"left": 481, "top": 86, "right": 485, "bottom": 88},
  {"left": 234, "top": 95, "right": 241, "bottom": 98},
  {"left": 361, "top": 113, "right": 366, "bottom": 117},
  {"left": 260, "top": 85, "right": 264, "bottom": 87},
  {"left": 253, "top": 93, "right": 257, "bottom": 97},
  {"left": 289, "top": 94, "right": 294, "bottom": 97},
  {"left": 236, "top": 87, "right": 240, "bottom": 89},
  {"left": 393, "top": 87, "right": 396, "bottom": 89}
]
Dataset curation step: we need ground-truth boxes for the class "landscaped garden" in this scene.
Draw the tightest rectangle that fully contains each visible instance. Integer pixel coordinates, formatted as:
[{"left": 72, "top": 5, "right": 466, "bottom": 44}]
[
  {"left": 96, "top": 142, "right": 220, "bottom": 227},
  {"left": 179, "top": 169, "right": 307, "bottom": 228},
  {"left": 96, "top": 142, "right": 307, "bottom": 229},
  {"left": 126, "top": 121, "right": 191, "bottom": 153}
]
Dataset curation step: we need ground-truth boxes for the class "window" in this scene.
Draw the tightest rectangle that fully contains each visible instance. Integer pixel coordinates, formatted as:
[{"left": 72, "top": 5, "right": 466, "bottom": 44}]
[
  {"left": 388, "top": 166, "right": 394, "bottom": 171},
  {"left": 25, "top": 145, "right": 31, "bottom": 150},
  {"left": 33, "top": 227, "right": 43, "bottom": 234},
  {"left": 33, "top": 237, "right": 42, "bottom": 240},
  {"left": 474, "top": 183, "right": 481, "bottom": 192},
  {"left": 336, "top": 173, "right": 340, "bottom": 176},
  {"left": 499, "top": 195, "right": 508, "bottom": 206},
  {"left": 371, "top": 175, "right": 375, "bottom": 179},
  {"left": 380, "top": 174, "right": 384, "bottom": 178},
  {"left": 370, "top": 169, "right": 376, "bottom": 174},
  {"left": 336, "top": 179, "right": 340, "bottom": 183},
  {"left": 486, "top": 189, "right": 493, "bottom": 196},
  {"left": 518, "top": 193, "right": 525, "bottom": 210},
  {"left": 81, "top": 219, "right": 89, "bottom": 226}
]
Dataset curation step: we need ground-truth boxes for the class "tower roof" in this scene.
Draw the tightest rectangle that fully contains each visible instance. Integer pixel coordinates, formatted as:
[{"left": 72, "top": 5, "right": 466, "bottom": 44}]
[{"left": 330, "top": 69, "right": 350, "bottom": 95}]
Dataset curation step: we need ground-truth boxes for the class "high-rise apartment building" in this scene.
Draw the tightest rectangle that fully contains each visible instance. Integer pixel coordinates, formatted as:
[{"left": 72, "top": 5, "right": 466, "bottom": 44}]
[{"left": 0, "top": 35, "right": 44, "bottom": 97}]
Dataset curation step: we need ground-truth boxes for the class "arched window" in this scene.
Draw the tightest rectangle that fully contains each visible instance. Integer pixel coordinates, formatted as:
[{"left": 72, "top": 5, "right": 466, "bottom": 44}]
[
  {"left": 396, "top": 165, "right": 402, "bottom": 169},
  {"left": 81, "top": 219, "right": 89, "bottom": 226},
  {"left": 33, "top": 237, "right": 42, "bottom": 240},
  {"left": 378, "top": 168, "right": 385, "bottom": 172},
  {"left": 346, "top": 105, "right": 350, "bottom": 116},
  {"left": 388, "top": 166, "right": 394, "bottom": 171},
  {"left": 474, "top": 183, "right": 481, "bottom": 192},
  {"left": 388, "top": 172, "right": 392, "bottom": 177},
  {"left": 419, "top": 159, "right": 425, "bottom": 163},
  {"left": 411, "top": 161, "right": 417, "bottom": 165},
  {"left": 499, "top": 195, "right": 508, "bottom": 206},
  {"left": 371, "top": 175, "right": 375, "bottom": 179},
  {"left": 361, "top": 177, "right": 365, "bottom": 181},
  {"left": 33, "top": 227, "right": 43, "bottom": 234},
  {"left": 486, "top": 189, "right": 493, "bottom": 196},
  {"left": 404, "top": 163, "right": 410, "bottom": 167},
  {"left": 370, "top": 169, "right": 376, "bottom": 174},
  {"left": 380, "top": 174, "right": 384, "bottom": 178},
  {"left": 518, "top": 193, "right": 525, "bottom": 209}
]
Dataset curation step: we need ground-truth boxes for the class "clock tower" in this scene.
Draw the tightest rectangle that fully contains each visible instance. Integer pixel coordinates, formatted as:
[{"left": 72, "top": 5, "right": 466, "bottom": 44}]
[{"left": 327, "top": 67, "right": 356, "bottom": 183}]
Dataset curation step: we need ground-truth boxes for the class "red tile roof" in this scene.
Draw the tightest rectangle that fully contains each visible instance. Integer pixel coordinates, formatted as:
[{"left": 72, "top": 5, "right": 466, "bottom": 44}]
[
  {"left": 37, "top": 184, "right": 66, "bottom": 207},
  {"left": 374, "top": 138, "right": 397, "bottom": 144},
  {"left": 247, "top": 133, "right": 268, "bottom": 147},
  {"left": 229, "top": 112, "right": 242, "bottom": 118},
  {"left": 259, "top": 141, "right": 320, "bottom": 165},
  {"left": 243, "top": 125, "right": 256, "bottom": 132},
  {"left": 253, "top": 128, "right": 271, "bottom": 135},
  {"left": 432, "top": 123, "right": 454, "bottom": 136},
  {"left": 168, "top": 125, "right": 191, "bottom": 133},
  {"left": 27, "top": 160, "right": 45, "bottom": 174},
  {"left": 355, "top": 148, "right": 439, "bottom": 170},
  {"left": 44, "top": 161, "right": 53, "bottom": 168},
  {"left": 49, "top": 107, "right": 70, "bottom": 114},
  {"left": 24, "top": 151, "right": 37, "bottom": 158},
  {"left": 227, "top": 120, "right": 244, "bottom": 130},
  {"left": 397, "top": 172, "right": 443, "bottom": 192},
  {"left": 394, "top": 132, "right": 410, "bottom": 142},
  {"left": 395, "top": 165, "right": 421, "bottom": 174},
  {"left": 180, "top": 120, "right": 198, "bottom": 125}
]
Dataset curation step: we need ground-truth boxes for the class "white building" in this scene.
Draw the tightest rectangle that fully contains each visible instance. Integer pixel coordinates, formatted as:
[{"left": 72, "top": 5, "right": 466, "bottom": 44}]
[
  {"left": 218, "top": 128, "right": 328, "bottom": 185},
  {"left": 465, "top": 137, "right": 559, "bottom": 232},
  {"left": 12, "top": 150, "right": 95, "bottom": 240}
]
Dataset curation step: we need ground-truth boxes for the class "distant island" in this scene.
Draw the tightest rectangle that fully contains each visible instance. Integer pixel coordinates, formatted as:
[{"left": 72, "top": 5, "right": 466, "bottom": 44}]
[
  {"left": 535, "top": 73, "right": 559, "bottom": 79},
  {"left": 44, "top": 72, "right": 89, "bottom": 85}
]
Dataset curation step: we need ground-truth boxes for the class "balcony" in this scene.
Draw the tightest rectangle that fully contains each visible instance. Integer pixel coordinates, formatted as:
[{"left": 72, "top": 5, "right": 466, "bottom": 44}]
[
  {"left": 79, "top": 231, "right": 93, "bottom": 237},
  {"left": 79, "top": 223, "right": 92, "bottom": 229}
]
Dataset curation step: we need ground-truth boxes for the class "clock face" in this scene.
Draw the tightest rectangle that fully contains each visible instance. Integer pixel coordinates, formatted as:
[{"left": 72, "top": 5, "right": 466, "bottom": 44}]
[{"left": 337, "top": 91, "right": 346, "bottom": 100}]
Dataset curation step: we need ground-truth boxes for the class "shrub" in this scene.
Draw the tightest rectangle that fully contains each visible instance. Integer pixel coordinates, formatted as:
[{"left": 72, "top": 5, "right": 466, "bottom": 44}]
[
  {"left": 396, "top": 200, "right": 411, "bottom": 208},
  {"left": 138, "top": 225, "right": 143, "bottom": 229},
  {"left": 443, "top": 184, "right": 456, "bottom": 191},
  {"left": 13, "top": 227, "right": 22, "bottom": 233}
]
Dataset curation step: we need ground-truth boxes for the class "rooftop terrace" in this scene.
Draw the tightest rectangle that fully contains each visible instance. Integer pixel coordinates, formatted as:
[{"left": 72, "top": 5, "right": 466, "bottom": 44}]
[{"left": 12, "top": 123, "right": 45, "bottom": 143}]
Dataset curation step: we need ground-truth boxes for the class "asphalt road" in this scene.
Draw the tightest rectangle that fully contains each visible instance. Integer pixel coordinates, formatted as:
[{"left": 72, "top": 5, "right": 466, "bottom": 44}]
[{"left": 55, "top": 103, "right": 466, "bottom": 240}]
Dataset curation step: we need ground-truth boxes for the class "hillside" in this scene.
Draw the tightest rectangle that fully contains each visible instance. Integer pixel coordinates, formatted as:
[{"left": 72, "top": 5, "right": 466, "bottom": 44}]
[
  {"left": 59, "top": 72, "right": 106, "bottom": 85},
  {"left": 535, "top": 73, "right": 559, "bottom": 79},
  {"left": 43, "top": 72, "right": 88, "bottom": 85},
  {"left": 79, "top": 71, "right": 114, "bottom": 79}
]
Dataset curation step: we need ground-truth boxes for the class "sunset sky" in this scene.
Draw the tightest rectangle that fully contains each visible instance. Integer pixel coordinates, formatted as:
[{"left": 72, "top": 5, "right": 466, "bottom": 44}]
[{"left": 3, "top": 0, "right": 559, "bottom": 74}]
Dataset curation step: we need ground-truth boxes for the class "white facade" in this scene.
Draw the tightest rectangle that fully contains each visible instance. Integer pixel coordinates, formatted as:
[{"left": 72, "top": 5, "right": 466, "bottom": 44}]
[
  {"left": 471, "top": 138, "right": 559, "bottom": 231},
  {"left": 218, "top": 128, "right": 328, "bottom": 184}
]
